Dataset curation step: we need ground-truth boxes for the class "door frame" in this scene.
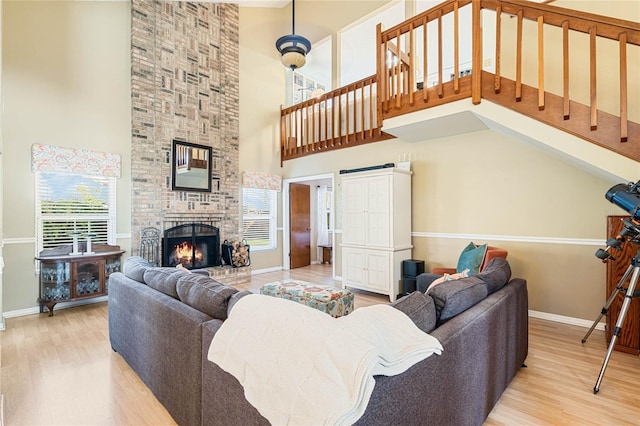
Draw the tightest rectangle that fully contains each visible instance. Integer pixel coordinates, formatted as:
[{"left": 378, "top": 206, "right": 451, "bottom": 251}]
[{"left": 282, "top": 173, "right": 335, "bottom": 276}]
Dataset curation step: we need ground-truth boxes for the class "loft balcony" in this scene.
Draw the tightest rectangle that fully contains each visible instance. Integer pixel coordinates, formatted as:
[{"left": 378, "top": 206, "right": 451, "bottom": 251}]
[{"left": 279, "top": 0, "right": 640, "bottom": 169}]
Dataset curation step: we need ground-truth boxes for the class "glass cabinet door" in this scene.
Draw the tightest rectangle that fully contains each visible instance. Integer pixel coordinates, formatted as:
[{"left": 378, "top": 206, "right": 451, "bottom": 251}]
[
  {"left": 40, "top": 262, "right": 71, "bottom": 301},
  {"left": 104, "top": 257, "right": 122, "bottom": 293},
  {"left": 74, "top": 260, "right": 102, "bottom": 297}
]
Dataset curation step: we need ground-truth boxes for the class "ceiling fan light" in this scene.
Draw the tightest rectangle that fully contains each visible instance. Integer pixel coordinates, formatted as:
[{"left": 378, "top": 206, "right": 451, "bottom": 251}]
[{"left": 281, "top": 50, "right": 306, "bottom": 69}]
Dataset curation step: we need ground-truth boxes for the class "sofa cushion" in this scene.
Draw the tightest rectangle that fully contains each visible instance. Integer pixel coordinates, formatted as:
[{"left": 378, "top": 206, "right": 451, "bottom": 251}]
[
  {"left": 429, "top": 275, "right": 488, "bottom": 324},
  {"left": 476, "top": 257, "right": 512, "bottom": 294},
  {"left": 176, "top": 274, "right": 238, "bottom": 320},
  {"left": 456, "top": 242, "right": 488, "bottom": 275},
  {"left": 390, "top": 291, "right": 437, "bottom": 334},
  {"left": 123, "top": 256, "right": 153, "bottom": 283},
  {"left": 143, "top": 267, "right": 188, "bottom": 299},
  {"left": 227, "top": 290, "right": 253, "bottom": 316}
]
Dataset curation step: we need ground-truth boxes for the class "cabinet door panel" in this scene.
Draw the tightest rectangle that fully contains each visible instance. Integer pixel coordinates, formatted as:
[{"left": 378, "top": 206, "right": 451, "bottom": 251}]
[
  {"left": 342, "top": 179, "right": 366, "bottom": 245},
  {"left": 343, "top": 249, "right": 365, "bottom": 286},
  {"left": 366, "top": 251, "right": 390, "bottom": 292},
  {"left": 366, "top": 176, "right": 390, "bottom": 246}
]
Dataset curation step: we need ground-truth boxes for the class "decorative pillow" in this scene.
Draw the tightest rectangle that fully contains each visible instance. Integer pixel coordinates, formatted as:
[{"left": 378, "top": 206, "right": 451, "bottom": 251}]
[
  {"left": 176, "top": 274, "right": 238, "bottom": 320},
  {"left": 123, "top": 256, "right": 153, "bottom": 283},
  {"left": 389, "top": 291, "right": 437, "bottom": 334},
  {"left": 143, "top": 267, "right": 189, "bottom": 299},
  {"left": 456, "top": 242, "right": 488, "bottom": 275},
  {"left": 429, "top": 275, "right": 488, "bottom": 324},
  {"left": 476, "top": 257, "right": 512, "bottom": 294}
]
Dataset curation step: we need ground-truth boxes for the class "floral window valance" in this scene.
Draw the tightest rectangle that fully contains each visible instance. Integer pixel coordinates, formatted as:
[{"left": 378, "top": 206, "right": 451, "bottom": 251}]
[
  {"left": 31, "top": 144, "right": 121, "bottom": 178},
  {"left": 242, "top": 171, "right": 282, "bottom": 191}
]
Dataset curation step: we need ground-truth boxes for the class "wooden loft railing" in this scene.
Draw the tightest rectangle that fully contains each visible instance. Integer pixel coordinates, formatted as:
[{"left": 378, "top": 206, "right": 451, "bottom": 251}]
[
  {"left": 280, "top": 75, "right": 393, "bottom": 164},
  {"left": 281, "top": 0, "right": 640, "bottom": 163},
  {"left": 378, "top": 0, "right": 640, "bottom": 161}
]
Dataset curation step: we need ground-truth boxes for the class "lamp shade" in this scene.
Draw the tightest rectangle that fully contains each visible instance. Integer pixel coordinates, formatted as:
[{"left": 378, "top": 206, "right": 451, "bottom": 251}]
[{"left": 276, "top": 34, "right": 311, "bottom": 70}]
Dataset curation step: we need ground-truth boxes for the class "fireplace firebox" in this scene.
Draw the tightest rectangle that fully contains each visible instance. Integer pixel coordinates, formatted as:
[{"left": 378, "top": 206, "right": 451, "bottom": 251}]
[{"left": 162, "top": 223, "right": 220, "bottom": 269}]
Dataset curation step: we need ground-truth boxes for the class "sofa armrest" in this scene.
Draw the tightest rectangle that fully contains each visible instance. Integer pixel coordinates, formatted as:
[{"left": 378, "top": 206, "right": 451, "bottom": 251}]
[{"left": 432, "top": 267, "right": 457, "bottom": 275}]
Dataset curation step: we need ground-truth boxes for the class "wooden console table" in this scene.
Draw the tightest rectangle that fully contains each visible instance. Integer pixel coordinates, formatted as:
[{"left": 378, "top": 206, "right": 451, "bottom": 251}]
[{"left": 36, "top": 243, "right": 125, "bottom": 316}]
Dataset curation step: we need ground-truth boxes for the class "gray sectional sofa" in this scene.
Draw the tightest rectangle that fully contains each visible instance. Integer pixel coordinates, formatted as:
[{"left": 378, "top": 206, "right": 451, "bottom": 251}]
[{"left": 108, "top": 257, "right": 528, "bottom": 426}]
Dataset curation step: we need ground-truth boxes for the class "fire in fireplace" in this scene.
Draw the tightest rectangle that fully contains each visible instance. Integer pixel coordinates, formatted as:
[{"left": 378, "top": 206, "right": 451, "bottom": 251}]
[{"left": 162, "top": 223, "right": 221, "bottom": 269}]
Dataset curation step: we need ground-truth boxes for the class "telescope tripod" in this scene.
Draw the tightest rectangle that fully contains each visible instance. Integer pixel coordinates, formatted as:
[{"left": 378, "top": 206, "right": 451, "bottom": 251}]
[{"left": 582, "top": 249, "right": 640, "bottom": 393}]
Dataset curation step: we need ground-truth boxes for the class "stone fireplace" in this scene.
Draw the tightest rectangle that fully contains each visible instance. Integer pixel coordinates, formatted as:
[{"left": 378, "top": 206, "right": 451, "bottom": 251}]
[
  {"left": 162, "top": 223, "right": 221, "bottom": 269},
  {"left": 130, "top": 1, "right": 240, "bottom": 257}
]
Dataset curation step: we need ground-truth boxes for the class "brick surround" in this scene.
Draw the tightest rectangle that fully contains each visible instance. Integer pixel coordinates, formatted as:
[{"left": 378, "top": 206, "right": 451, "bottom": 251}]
[{"left": 130, "top": 0, "right": 240, "bottom": 256}]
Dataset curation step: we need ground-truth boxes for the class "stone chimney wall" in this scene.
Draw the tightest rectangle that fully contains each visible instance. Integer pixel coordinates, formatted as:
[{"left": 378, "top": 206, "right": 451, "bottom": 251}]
[{"left": 130, "top": 0, "right": 240, "bottom": 255}]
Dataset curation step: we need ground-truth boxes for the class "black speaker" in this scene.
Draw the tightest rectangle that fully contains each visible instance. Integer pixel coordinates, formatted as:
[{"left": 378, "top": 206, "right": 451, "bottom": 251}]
[{"left": 402, "top": 259, "right": 425, "bottom": 293}]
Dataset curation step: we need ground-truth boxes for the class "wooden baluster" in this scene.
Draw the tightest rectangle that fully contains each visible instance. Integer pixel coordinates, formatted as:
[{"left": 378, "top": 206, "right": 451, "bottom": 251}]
[
  {"left": 537, "top": 16, "right": 545, "bottom": 111},
  {"left": 377, "top": 23, "right": 386, "bottom": 114},
  {"left": 304, "top": 105, "right": 309, "bottom": 153},
  {"left": 516, "top": 10, "right": 523, "bottom": 102},
  {"left": 472, "top": 0, "right": 482, "bottom": 104},
  {"left": 396, "top": 29, "right": 401, "bottom": 109},
  {"left": 289, "top": 109, "right": 295, "bottom": 157},
  {"left": 619, "top": 32, "right": 628, "bottom": 142},
  {"left": 563, "top": 20, "right": 570, "bottom": 120},
  {"left": 352, "top": 85, "right": 357, "bottom": 142},
  {"left": 323, "top": 96, "right": 328, "bottom": 149},
  {"left": 409, "top": 22, "right": 415, "bottom": 105},
  {"left": 310, "top": 103, "right": 316, "bottom": 151},
  {"left": 423, "top": 15, "right": 428, "bottom": 102},
  {"left": 377, "top": 79, "right": 382, "bottom": 136},
  {"left": 360, "top": 81, "right": 365, "bottom": 140},
  {"left": 345, "top": 89, "right": 350, "bottom": 145},
  {"left": 494, "top": 5, "right": 502, "bottom": 94},
  {"left": 330, "top": 94, "right": 335, "bottom": 148},
  {"left": 389, "top": 43, "right": 395, "bottom": 109},
  {"left": 280, "top": 106, "right": 285, "bottom": 164},
  {"left": 369, "top": 81, "right": 374, "bottom": 138},
  {"left": 438, "top": 10, "right": 443, "bottom": 98},
  {"left": 454, "top": 1, "right": 460, "bottom": 94},
  {"left": 590, "top": 25, "right": 597, "bottom": 131}
]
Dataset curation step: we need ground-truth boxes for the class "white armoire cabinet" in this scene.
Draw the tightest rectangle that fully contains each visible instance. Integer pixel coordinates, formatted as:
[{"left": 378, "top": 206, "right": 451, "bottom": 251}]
[{"left": 340, "top": 167, "right": 412, "bottom": 301}]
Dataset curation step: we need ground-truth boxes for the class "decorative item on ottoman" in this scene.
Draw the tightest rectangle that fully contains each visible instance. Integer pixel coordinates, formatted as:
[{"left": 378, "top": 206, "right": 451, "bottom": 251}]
[{"left": 259, "top": 279, "right": 354, "bottom": 318}]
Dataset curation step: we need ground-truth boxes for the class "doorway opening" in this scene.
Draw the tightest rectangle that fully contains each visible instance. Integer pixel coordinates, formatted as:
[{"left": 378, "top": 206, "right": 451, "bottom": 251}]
[{"left": 283, "top": 173, "right": 335, "bottom": 276}]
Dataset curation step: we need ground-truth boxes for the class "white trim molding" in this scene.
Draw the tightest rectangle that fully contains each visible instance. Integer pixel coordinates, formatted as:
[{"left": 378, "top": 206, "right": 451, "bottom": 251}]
[
  {"left": 411, "top": 232, "right": 603, "bottom": 246},
  {"left": 251, "top": 266, "right": 284, "bottom": 275},
  {"left": 3, "top": 237, "right": 36, "bottom": 245},
  {"left": 2, "top": 296, "right": 108, "bottom": 320},
  {"left": 529, "top": 309, "right": 604, "bottom": 331}
]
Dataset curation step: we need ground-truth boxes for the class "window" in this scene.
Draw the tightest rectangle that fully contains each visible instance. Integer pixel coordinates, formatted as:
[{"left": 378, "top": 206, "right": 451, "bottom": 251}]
[
  {"left": 35, "top": 171, "right": 117, "bottom": 252},
  {"left": 242, "top": 187, "right": 277, "bottom": 251}
]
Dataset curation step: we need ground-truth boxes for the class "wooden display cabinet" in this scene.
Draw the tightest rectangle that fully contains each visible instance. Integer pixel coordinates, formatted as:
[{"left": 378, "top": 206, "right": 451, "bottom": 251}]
[
  {"left": 36, "top": 243, "right": 125, "bottom": 316},
  {"left": 605, "top": 216, "right": 640, "bottom": 354}
]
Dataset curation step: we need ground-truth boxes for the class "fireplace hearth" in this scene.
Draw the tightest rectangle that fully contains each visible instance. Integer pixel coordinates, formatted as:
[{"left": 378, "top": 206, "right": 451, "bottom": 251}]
[{"left": 162, "top": 223, "right": 221, "bottom": 269}]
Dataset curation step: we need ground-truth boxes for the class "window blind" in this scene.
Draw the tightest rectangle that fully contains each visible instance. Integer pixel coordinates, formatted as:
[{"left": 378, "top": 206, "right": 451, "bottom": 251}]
[
  {"left": 35, "top": 172, "right": 117, "bottom": 251},
  {"left": 242, "top": 187, "right": 276, "bottom": 250}
]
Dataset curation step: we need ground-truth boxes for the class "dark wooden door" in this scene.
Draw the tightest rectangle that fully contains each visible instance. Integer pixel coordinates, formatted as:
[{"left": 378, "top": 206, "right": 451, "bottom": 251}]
[
  {"left": 290, "top": 183, "right": 311, "bottom": 269},
  {"left": 606, "top": 215, "right": 640, "bottom": 354}
]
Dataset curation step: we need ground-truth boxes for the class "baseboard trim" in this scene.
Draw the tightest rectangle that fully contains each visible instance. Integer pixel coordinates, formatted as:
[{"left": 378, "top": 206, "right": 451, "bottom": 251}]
[
  {"left": 251, "top": 266, "right": 283, "bottom": 275},
  {"left": 529, "top": 309, "right": 604, "bottom": 331},
  {"left": 2, "top": 296, "right": 109, "bottom": 320}
]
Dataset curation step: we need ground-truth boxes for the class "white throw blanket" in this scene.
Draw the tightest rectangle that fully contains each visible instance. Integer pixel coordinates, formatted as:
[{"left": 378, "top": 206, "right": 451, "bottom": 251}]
[{"left": 208, "top": 294, "right": 443, "bottom": 425}]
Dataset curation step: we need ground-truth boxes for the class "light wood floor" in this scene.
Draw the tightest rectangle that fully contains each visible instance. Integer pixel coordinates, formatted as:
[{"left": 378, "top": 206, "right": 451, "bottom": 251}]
[{"left": 1, "top": 264, "right": 639, "bottom": 425}]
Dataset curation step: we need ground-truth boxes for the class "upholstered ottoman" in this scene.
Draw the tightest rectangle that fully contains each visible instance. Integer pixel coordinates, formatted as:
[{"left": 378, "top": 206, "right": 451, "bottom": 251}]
[{"left": 259, "top": 279, "right": 354, "bottom": 318}]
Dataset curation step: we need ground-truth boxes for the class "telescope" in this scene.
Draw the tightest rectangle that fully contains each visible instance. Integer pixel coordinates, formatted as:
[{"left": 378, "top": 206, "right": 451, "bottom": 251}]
[
  {"left": 605, "top": 180, "right": 640, "bottom": 221},
  {"left": 584, "top": 178, "right": 640, "bottom": 394}
]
